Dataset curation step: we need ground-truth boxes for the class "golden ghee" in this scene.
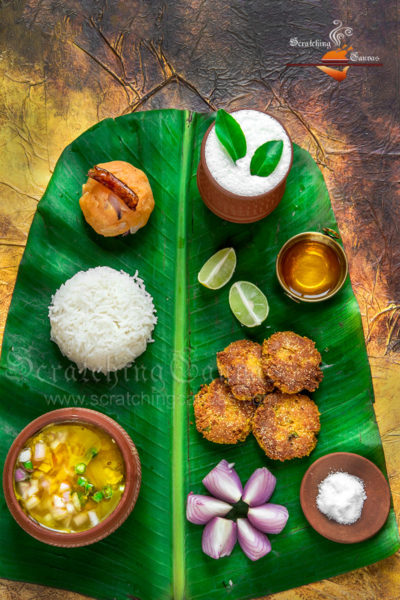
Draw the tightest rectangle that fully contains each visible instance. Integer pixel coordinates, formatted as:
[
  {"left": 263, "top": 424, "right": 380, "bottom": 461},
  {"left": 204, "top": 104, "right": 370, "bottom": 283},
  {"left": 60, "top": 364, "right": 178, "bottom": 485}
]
[{"left": 281, "top": 240, "right": 341, "bottom": 300}]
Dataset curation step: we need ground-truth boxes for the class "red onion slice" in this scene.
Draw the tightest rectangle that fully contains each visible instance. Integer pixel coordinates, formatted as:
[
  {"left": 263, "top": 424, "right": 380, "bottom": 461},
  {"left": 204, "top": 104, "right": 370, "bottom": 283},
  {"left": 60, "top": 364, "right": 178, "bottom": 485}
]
[
  {"left": 248, "top": 503, "right": 289, "bottom": 534},
  {"left": 237, "top": 518, "right": 271, "bottom": 561},
  {"left": 108, "top": 193, "right": 123, "bottom": 220},
  {"left": 186, "top": 493, "right": 232, "bottom": 525},
  {"left": 18, "top": 448, "right": 31, "bottom": 463},
  {"left": 242, "top": 467, "right": 276, "bottom": 507},
  {"left": 15, "top": 468, "right": 28, "bottom": 482},
  {"left": 202, "top": 517, "right": 237, "bottom": 559},
  {"left": 34, "top": 442, "right": 46, "bottom": 461},
  {"left": 16, "top": 481, "right": 30, "bottom": 499},
  {"left": 202, "top": 460, "right": 243, "bottom": 504}
]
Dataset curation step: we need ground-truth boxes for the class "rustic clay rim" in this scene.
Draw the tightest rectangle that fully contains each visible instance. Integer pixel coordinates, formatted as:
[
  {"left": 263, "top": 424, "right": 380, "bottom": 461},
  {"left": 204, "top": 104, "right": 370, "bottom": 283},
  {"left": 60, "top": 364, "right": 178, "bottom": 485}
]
[
  {"left": 300, "top": 452, "right": 391, "bottom": 544},
  {"left": 276, "top": 231, "right": 349, "bottom": 303},
  {"left": 3, "top": 407, "right": 141, "bottom": 547},
  {"left": 200, "top": 109, "right": 294, "bottom": 201}
]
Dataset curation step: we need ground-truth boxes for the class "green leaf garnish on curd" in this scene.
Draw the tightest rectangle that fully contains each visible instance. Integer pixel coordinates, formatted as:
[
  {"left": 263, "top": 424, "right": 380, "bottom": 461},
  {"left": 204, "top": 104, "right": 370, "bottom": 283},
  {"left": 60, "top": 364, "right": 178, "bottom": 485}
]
[
  {"left": 250, "top": 140, "right": 283, "bottom": 177},
  {"left": 215, "top": 109, "right": 247, "bottom": 163}
]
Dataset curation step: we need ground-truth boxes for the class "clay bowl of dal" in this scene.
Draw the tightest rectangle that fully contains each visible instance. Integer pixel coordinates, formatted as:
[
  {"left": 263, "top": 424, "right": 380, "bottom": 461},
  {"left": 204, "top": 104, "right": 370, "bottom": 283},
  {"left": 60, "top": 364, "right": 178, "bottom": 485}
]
[{"left": 3, "top": 408, "right": 141, "bottom": 547}]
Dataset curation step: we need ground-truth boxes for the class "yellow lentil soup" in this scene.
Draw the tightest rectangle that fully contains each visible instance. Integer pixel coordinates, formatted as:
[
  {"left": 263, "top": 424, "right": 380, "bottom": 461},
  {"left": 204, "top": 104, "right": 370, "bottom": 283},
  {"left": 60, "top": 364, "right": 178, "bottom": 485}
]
[{"left": 13, "top": 422, "right": 125, "bottom": 533}]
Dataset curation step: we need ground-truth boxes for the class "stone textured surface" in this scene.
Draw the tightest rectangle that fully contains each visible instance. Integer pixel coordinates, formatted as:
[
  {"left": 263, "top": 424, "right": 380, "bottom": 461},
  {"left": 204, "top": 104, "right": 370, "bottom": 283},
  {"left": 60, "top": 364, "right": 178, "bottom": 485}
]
[{"left": 0, "top": 0, "right": 399, "bottom": 598}]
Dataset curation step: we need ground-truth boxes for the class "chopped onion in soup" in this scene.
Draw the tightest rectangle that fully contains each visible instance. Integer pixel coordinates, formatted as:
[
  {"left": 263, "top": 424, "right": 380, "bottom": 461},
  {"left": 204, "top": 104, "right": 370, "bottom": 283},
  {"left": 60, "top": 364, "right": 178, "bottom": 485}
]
[{"left": 13, "top": 422, "right": 125, "bottom": 533}]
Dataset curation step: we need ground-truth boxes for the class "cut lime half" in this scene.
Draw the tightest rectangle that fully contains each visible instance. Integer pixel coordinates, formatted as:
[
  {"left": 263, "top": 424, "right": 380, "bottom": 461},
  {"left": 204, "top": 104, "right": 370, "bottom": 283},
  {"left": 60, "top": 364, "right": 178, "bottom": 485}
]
[
  {"left": 229, "top": 281, "right": 269, "bottom": 327},
  {"left": 198, "top": 248, "right": 237, "bottom": 290}
]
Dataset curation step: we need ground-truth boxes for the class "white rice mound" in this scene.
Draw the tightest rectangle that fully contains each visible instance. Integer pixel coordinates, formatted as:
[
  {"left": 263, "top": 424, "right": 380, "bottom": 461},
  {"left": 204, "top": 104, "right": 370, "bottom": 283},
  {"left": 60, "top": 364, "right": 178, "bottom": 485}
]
[{"left": 49, "top": 266, "right": 157, "bottom": 374}]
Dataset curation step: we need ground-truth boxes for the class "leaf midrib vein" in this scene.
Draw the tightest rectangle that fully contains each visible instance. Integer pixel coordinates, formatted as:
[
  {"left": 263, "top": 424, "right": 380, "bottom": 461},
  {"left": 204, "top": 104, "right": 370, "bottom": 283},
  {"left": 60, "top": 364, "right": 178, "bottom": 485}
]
[{"left": 171, "top": 109, "right": 193, "bottom": 600}]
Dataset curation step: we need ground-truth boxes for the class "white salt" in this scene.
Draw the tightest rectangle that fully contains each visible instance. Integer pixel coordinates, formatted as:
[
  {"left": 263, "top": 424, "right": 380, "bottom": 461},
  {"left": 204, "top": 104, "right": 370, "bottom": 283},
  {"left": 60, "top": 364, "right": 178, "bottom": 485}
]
[
  {"left": 316, "top": 471, "right": 367, "bottom": 525},
  {"left": 205, "top": 109, "right": 292, "bottom": 197}
]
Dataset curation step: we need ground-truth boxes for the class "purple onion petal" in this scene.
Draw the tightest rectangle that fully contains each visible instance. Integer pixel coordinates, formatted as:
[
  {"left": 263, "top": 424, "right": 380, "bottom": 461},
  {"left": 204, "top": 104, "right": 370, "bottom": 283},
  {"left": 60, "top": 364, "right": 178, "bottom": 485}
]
[
  {"left": 237, "top": 518, "right": 271, "bottom": 561},
  {"left": 202, "top": 517, "right": 237, "bottom": 559},
  {"left": 248, "top": 503, "right": 289, "bottom": 534},
  {"left": 15, "top": 468, "right": 28, "bottom": 482},
  {"left": 242, "top": 468, "right": 276, "bottom": 507},
  {"left": 202, "top": 460, "right": 243, "bottom": 504},
  {"left": 186, "top": 493, "right": 232, "bottom": 525}
]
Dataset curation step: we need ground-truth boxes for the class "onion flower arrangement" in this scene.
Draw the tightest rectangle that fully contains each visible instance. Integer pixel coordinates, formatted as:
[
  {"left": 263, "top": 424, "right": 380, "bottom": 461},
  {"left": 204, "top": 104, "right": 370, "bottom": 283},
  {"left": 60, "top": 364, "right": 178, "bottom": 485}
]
[{"left": 186, "top": 460, "right": 289, "bottom": 561}]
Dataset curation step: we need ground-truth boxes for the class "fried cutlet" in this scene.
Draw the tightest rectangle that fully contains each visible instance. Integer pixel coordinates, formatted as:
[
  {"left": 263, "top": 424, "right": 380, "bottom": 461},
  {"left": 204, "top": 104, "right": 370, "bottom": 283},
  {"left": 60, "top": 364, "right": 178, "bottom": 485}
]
[
  {"left": 262, "top": 331, "right": 323, "bottom": 394},
  {"left": 252, "top": 392, "right": 320, "bottom": 461},
  {"left": 193, "top": 378, "right": 256, "bottom": 444},
  {"left": 217, "top": 339, "right": 274, "bottom": 401}
]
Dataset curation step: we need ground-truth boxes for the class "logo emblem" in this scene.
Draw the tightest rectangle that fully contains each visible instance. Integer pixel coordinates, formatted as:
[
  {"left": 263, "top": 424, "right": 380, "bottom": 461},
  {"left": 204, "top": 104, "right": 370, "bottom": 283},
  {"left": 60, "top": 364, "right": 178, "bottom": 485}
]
[
  {"left": 318, "top": 21, "right": 353, "bottom": 81},
  {"left": 287, "top": 20, "right": 381, "bottom": 82}
]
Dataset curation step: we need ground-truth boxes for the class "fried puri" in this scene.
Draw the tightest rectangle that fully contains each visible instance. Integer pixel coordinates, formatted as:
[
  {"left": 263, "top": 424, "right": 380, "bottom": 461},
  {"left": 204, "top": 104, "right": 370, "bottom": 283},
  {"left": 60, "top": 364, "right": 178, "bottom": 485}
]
[
  {"left": 252, "top": 392, "right": 320, "bottom": 461},
  {"left": 217, "top": 339, "right": 274, "bottom": 402},
  {"left": 262, "top": 331, "right": 323, "bottom": 394},
  {"left": 193, "top": 378, "right": 256, "bottom": 444},
  {"left": 79, "top": 160, "right": 154, "bottom": 237}
]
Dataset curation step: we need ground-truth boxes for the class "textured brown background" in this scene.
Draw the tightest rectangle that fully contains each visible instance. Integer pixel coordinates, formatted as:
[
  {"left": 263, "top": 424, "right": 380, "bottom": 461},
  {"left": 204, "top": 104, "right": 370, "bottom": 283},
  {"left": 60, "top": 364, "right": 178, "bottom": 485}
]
[{"left": 0, "top": 1, "right": 399, "bottom": 599}]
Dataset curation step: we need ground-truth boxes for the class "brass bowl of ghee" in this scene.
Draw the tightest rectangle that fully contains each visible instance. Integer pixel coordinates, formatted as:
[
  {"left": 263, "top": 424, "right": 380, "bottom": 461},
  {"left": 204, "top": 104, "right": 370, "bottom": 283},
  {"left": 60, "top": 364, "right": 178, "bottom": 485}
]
[{"left": 276, "top": 232, "right": 348, "bottom": 303}]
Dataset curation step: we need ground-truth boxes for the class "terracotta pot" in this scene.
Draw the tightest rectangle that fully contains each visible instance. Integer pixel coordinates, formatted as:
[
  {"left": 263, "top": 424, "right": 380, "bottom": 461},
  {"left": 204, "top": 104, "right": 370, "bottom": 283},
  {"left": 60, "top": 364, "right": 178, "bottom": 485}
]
[
  {"left": 3, "top": 408, "right": 141, "bottom": 547},
  {"left": 300, "top": 452, "right": 391, "bottom": 544},
  {"left": 197, "top": 110, "right": 293, "bottom": 224}
]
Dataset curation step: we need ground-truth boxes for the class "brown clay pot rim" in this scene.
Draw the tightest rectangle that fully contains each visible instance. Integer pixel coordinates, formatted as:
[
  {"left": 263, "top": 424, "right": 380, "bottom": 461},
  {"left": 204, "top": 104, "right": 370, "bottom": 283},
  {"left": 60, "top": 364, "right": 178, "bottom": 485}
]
[
  {"left": 2, "top": 407, "right": 141, "bottom": 547},
  {"left": 200, "top": 108, "right": 294, "bottom": 201},
  {"left": 275, "top": 231, "right": 349, "bottom": 303},
  {"left": 300, "top": 452, "right": 391, "bottom": 544}
]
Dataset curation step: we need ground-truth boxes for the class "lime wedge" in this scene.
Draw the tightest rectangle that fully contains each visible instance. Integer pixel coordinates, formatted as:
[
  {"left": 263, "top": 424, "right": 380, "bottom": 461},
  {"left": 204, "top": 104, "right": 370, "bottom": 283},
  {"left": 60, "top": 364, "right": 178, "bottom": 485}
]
[
  {"left": 229, "top": 281, "right": 269, "bottom": 327},
  {"left": 198, "top": 248, "right": 237, "bottom": 290}
]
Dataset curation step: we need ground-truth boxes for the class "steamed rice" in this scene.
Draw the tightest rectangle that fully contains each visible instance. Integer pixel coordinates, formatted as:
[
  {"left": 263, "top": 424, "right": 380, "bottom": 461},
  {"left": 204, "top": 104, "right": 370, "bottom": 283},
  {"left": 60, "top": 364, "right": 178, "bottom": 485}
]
[{"left": 49, "top": 266, "right": 157, "bottom": 374}]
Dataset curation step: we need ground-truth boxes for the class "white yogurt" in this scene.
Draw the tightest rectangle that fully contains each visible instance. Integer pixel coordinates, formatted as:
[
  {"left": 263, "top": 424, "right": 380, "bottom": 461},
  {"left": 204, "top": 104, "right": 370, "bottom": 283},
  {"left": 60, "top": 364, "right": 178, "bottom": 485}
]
[{"left": 205, "top": 110, "right": 292, "bottom": 197}]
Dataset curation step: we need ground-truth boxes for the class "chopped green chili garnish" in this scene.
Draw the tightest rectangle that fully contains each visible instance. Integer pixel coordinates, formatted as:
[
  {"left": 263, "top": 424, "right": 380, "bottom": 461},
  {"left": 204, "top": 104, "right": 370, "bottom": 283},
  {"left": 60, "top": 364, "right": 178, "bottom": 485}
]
[
  {"left": 77, "top": 477, "right": 94, "bottom": 495},
  {"left": 103, "top": 484, "right": 113, "bottom": 500},
  {"left": 23, "top": 460, "right": 33, "bottom": 471},
  {"left": 75, "top": 462, "right": 86, "bottom": 474},
  {"left": 93, "top": 491, "right": 104, "bottom": 503},
  {"left": 76, "top": 491, "right": 89, "bottom": 507},
  {"left": 86, "top": 447, "right": 98, "bottom": 459}
]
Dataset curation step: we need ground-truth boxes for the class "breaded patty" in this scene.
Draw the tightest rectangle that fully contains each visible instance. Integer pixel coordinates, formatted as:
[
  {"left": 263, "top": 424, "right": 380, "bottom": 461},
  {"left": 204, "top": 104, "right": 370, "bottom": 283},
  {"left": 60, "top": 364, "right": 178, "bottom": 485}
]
[
  {"left": 193, "top": 378, "right": 256, "bottom": 444},
  {"left": 262, "top": 331, "right": 323, "bottom": 394},
  {"left": 252, "top": 392, "right": 320, "bottom": 461},
  {"left": 217, "top": 339, "right": 274, "bottom": 401}
]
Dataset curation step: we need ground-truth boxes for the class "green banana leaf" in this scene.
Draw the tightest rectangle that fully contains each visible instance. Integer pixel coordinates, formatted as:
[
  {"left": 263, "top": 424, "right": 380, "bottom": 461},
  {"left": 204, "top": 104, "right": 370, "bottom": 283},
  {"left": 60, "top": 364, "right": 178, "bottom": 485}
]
[{"left": 0, "top": 109, "right": 398, "bottom": 600}]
